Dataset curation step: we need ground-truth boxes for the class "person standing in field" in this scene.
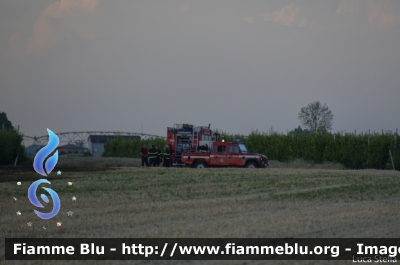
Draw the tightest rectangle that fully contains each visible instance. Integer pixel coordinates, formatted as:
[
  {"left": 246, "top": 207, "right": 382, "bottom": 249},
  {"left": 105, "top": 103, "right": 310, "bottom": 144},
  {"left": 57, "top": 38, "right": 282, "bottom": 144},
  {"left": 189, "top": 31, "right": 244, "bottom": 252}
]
[
  {"left": 140, "top": 143, "right": 148, "bottom": 167},
  {"left": 163, "top": 145, "right": 171, "bottom": 167},
  {"left": 155, "top": 145, "right": 162, "bottom": 167},
  {"left": 148, "top": 145, "right": 158, "bottom": 167}
]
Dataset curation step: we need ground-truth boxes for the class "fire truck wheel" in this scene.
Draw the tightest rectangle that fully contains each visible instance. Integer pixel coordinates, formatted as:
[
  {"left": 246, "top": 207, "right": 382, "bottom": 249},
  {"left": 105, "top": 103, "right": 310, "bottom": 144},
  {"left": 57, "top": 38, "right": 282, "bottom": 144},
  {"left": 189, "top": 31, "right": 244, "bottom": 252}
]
[
  {"left": 195, "top": 162, "right": 207, "bottom": 168},
  {"left": 246, "top": 161, "right": 257, "bottom": 168}
]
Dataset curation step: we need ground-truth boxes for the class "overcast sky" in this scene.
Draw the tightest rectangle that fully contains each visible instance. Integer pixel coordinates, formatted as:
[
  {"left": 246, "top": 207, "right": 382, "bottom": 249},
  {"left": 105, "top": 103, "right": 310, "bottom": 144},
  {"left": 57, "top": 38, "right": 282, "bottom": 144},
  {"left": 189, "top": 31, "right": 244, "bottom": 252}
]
[{"left": 1, "top": 0, "right": 399, "bottom": 138}]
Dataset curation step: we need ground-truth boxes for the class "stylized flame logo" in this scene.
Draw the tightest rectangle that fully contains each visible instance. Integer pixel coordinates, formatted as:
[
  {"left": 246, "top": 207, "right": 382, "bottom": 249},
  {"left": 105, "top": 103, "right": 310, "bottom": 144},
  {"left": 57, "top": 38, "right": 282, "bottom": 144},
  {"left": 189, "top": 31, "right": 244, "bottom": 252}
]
[
  {"left": 33, "top": 128, "right": 59, "bottom": 176},
  {"left": 30, "top": 129, "right": 61, "bottom": 219},
  {"left": 28, "top": 179, "right": 61, "bottom": 220}
]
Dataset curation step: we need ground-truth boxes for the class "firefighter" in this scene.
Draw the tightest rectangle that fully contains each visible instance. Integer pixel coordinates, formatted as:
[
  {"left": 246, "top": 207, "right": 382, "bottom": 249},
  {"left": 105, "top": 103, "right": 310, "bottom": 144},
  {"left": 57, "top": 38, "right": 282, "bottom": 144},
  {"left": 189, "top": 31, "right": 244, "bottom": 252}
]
[
  {"left": 163, "top": 145, "right": 171, "bottom": 167},
  {"left": 148, "top": 144, "right": 158, "bottom": 167},
  {"left": 139, "top": 143, "right": 148, "bottom": 167},
  {"left": 155, "top": 145, "right": 162, "bottom": 166}
]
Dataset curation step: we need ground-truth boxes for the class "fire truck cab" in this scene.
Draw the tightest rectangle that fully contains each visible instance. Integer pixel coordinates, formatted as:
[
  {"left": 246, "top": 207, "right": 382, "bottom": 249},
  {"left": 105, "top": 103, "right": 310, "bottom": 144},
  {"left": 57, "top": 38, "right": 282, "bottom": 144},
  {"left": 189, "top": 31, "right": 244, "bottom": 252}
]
[{"left": 181, "top": 141, "right": 269, "bottom": 168}]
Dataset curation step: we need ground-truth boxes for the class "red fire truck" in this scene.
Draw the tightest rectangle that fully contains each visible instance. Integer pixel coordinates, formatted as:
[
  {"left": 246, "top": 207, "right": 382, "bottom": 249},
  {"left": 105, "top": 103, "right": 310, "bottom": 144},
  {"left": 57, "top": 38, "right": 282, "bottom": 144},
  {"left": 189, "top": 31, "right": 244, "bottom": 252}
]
[{"left": 166, "top": 124, "right": 269, "bottom": 168}]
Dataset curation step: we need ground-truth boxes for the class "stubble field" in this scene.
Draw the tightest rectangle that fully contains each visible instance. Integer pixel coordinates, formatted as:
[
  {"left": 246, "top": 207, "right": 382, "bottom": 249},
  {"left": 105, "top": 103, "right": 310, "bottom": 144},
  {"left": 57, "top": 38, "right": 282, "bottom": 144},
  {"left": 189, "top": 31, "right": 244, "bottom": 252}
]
[{"left": 1, "top": 158, "right": 400, "bottom": 265}]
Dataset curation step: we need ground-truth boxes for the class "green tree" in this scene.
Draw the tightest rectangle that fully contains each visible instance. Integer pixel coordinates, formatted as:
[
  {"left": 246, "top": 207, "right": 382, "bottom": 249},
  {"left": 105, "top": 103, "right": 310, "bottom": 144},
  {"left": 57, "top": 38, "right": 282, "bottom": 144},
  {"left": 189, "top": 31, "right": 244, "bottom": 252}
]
[
  {"left": 298, "top": 101, "right": 333, "bottom": 132},
  {"left": 0, "top": 111, "right": 14, "bottom": 130},
  {"left": 0, "top": 112, "right": 26, "bottom": 165}
]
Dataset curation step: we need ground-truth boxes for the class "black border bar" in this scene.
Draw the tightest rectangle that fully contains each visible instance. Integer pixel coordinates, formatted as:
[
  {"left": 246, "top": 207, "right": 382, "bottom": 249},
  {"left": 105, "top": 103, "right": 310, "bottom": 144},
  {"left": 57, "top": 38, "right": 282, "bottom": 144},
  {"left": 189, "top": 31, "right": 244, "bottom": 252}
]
[{"left": 5, "top": 238, "right": 400, "bottom": 260}]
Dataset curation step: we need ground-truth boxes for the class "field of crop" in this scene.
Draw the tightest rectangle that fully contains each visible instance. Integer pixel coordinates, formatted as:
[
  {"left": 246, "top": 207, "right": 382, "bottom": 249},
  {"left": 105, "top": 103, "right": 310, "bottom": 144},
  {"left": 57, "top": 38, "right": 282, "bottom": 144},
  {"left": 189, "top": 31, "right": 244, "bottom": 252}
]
[{"left": 1, "top": 160, "right": 400, "bottom": 265}]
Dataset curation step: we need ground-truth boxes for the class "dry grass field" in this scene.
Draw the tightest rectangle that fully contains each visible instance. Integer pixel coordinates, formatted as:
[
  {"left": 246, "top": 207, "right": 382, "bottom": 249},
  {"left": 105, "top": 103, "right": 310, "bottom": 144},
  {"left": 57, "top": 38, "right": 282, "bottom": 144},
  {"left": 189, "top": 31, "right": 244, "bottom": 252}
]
[
  {"left": 53, "top": 156, "right": 346, "bottom": 170},
  {"left": 1, "top": 157, "right": 400, "bottom": 265}
]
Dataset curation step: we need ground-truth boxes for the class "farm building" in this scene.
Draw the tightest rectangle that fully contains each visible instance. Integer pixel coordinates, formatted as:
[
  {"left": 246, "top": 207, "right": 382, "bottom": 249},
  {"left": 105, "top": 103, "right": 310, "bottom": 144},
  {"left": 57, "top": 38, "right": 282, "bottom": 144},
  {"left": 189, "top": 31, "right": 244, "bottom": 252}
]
[
  {"left": 57, "top": 143, "right": 89, "bottom": 155},
  {"left": 88, "top": 135, "right": 141, "bottom": 157},
  {"left": 26, "top": 143, "right": 89, "bottom": 156}
]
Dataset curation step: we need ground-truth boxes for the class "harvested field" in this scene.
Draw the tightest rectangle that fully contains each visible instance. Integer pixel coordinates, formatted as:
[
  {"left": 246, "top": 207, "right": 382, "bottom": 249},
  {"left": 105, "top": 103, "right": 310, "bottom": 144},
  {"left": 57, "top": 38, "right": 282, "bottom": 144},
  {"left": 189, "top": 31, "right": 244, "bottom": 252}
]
[{"left": 1, "top": 163, "right": 400, "bottom": 265}]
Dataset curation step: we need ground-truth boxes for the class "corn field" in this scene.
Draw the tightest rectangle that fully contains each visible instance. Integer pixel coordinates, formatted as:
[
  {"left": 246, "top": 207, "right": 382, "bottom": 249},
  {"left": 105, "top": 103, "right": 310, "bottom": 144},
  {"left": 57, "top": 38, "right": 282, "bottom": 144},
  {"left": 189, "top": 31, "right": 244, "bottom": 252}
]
[{"left": 225, "top": 130, "right": 399, "bottom": 170}]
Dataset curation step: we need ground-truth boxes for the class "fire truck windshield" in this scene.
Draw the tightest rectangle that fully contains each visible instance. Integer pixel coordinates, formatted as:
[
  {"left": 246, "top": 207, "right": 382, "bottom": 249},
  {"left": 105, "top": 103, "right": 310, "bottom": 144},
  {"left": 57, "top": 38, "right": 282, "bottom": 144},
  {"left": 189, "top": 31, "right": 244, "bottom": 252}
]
[{"left": 238, "top": 144, "right": 247, "bottom": 152}]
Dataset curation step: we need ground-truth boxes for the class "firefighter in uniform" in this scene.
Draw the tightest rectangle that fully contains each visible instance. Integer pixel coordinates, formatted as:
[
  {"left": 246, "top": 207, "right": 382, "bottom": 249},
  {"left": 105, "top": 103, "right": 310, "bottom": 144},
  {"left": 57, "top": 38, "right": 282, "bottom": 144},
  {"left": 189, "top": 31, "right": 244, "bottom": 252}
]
[
  {"left": 148, "top": 145, "right": 157, "bottom": 167},
  {"left": 155, "top": 145, "right": 162, "bottom": 166},
  {"left": 163, "top": 145, "right": 171, "bottom": 167}
]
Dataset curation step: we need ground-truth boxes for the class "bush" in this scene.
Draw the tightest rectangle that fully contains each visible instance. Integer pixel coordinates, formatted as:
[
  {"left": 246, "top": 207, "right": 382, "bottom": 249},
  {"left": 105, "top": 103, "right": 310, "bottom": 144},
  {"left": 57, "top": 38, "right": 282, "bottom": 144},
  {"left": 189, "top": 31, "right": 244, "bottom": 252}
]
[{"left": 83, "top": 152, "right": 92, "bottom": 157}]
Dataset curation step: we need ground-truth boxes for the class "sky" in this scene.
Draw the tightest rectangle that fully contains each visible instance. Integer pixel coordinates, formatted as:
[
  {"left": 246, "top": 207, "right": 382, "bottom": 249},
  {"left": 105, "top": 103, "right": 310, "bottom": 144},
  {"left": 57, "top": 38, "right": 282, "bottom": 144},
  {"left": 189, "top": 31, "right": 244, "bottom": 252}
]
[{"left": 1, "top": 0, "right": 399, "bottom": 138}]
